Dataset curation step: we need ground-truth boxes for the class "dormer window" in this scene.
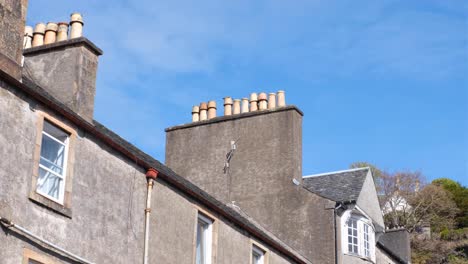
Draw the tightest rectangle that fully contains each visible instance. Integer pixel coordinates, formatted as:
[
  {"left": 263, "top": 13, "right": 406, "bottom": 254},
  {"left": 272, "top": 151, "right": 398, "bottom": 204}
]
[{"left": 343, "top": 213, "right": 375, "bottom": 261}]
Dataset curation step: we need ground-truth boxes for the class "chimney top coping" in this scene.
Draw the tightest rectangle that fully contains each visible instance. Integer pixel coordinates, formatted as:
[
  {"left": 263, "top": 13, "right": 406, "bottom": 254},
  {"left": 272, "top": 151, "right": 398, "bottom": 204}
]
[
  {"left": 23, "top": 37, "right": 103, "bottom": 56},
  {"left": 165, "top": 105, "right": 303, "bottom": 132}
]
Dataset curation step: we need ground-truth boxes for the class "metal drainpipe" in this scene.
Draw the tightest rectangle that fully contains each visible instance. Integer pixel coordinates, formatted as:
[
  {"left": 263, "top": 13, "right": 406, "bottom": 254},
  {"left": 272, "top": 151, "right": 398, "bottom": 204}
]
[
  {"left": 143, "top": 168, "right": 159, "bottom": 264},
  {"left": 0, "top": 217, "right": 93, "bottom": 264},
  {"left": 334, "top": 202, "right": 343, "bottom": 264}
]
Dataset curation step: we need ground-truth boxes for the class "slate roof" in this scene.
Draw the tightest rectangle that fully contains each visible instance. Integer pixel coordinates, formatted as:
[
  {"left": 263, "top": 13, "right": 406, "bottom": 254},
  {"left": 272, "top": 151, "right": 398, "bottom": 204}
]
[
  {"left": 377, "top": 229, "right": 411, "bottom": 264},
  {"left": 302, "top": 167, "right": 369, "bottom": 202}
]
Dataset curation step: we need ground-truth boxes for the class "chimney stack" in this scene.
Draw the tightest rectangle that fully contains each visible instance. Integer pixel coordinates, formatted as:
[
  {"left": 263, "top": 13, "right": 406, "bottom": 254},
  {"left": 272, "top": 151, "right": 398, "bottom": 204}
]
[
  {"left": 23, "top": 13, "right": 103, "bottom": 122},
  {"left": 166, "top": 90, "right": 303, "bottom": 252},
  {"left": 0, "top": 0, "right": 28, "bottom": 80}
]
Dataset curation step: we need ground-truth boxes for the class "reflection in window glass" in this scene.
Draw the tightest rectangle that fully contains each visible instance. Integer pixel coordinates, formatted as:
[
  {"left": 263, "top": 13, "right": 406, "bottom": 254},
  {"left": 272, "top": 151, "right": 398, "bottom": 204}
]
[
  {"left": 36, "top": 120, "right": 69, "bottom": 202},
  {"left": 196, "top": 214, "right": 212, "bottom": 264}
]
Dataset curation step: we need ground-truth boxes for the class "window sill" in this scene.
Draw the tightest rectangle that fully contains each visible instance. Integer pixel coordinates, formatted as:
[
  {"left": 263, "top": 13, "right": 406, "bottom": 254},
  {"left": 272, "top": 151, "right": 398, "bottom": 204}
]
[
  {"left": 29, "top": 192, "right": 72, "bottom": 218},
  {"left": 344, "top": 253, "right": 375, "bottom": 263}
]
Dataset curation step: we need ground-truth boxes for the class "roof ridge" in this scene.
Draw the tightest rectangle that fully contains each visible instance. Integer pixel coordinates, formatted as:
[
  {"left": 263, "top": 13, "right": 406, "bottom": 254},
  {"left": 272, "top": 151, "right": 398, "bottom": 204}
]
[{"left": 302, "top": 167, "right": 370, "bottom": 178}]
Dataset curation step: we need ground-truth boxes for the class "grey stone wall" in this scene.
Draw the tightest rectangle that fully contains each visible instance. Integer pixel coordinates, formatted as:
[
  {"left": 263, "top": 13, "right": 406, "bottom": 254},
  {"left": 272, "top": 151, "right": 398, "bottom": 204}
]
[
  {"left": 0, "top": 80, "right": 301, "bottom": 263},
  {"left": 166, "top": 108, "right": 337, "bottom": 264},
  {"left": 0, "top": 0, "right": 28, "bottom": 79},
  {"left": 23, "top": 39, "right": 101, "bottom": 122}
]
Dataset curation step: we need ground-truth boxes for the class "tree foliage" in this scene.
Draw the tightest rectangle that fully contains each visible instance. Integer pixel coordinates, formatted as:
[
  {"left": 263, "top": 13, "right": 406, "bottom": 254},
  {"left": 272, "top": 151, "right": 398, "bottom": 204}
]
[
  {"left": 350, "top": 162, "right": 468, "bottom": 263},
  {"left": 433, "top": 178, "right": 468, "bottom": 228}
]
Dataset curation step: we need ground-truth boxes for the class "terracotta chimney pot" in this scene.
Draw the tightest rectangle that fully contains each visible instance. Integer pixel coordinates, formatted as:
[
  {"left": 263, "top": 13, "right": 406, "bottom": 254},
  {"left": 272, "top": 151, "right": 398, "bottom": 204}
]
[
  {"left": 192, "top": 105, "right": 200, "bottom": 122},
  {"left": 207, "top": 100, "right": 217, "bottom": 119},
  {"left": 224, "top": 97, "right": 233, "bottom": 116},
  {"left": 44, "top": 22, "right": 58, "bottom": 45},
  {"left": 268, "top": 93, "right": 276, "bottom": 109},
  {"left": 277, "top": 90, "right": 286, "bottom": 107},
  {"left": 57, "top": 22, "right": 69, "bottom": 42},
  {"left": 199, "top": 102, "right": 208, "bottom": 121},
  {"left": 249, "top": 93, "right": 258, "bottom": 112},
  {"left": 70, "top": 13, "right": 84, "bottom": 39},
  {"left": 32, "top": 23, "right": 46, "bottom": 47},
  {"left": 233, "top": 99, "right": 241, "bottom": 114},
  {"left": 258, "top": 92, "right": 267, "bottom": 110},
  {"left": 241, "top": 98, "right": 249, "bottom": 113}
]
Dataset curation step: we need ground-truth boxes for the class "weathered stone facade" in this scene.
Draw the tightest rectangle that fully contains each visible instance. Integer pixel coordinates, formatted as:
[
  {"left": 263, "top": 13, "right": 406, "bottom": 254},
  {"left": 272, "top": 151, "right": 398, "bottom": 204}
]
[
  {"left": 0, "top": 73, "right": 307, "bottom": 263},
  {"left": 0, "top": 0, "right": 28, "bottom": 79},
  {"left": 0, "top": 3, "right": 311, "bottom": 263}
]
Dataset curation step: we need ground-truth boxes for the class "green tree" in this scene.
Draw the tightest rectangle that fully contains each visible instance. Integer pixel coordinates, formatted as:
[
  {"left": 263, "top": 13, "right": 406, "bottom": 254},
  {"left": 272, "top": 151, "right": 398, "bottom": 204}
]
[{"left": 433, "top": 178, "right": 468, "bottom": 228}]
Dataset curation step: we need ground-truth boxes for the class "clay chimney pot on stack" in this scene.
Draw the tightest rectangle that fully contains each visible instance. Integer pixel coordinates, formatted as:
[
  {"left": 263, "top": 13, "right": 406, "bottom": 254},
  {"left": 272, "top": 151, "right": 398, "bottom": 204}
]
[
  {"left": 32, "top": 23, "right": 46, "bottom": 47},
  {"left": 44, "top": 22, "right": 58, "bottom": 45},
  {"left": 192, "top": 105, "right": 200, "bottom": 122},
  {"left": 199, "top": 102, "right": 208, "bottom": 121},
  {"left": 224, "top": 97, "right": 233, "bottom": 116},
  {"left": 56, "top": 22, "right": 69, "bottom": 42},
  {"left": 277, "top": 90, "right": 286, "bottom": 107},
  {"left": 258, "top": 92, "right": 267, "bottom": 110},
  {"left": 241, "top": 98, "right": 249, "bottom": 113},
  {"left": 249, "top": 93, "right": 258, "bottom": 112},
  {"left": 207, "top": 100, "right": 217, "bottom": 119},
  {"left": 23, "top": 26, "right": 33, "bottom": 49},
  {"left": 268, "top": 93, "right": 276, "bottom": 109},
  {"left": 233, "top": 99, "right": 241, "bottom": 114},
  {"left": 70, "top": 13, "right": 84, "bottom": 39}
]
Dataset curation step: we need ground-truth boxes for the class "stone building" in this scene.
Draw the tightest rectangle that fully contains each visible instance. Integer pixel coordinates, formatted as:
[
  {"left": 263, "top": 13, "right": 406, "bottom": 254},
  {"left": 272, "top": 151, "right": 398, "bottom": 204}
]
[{"left": 0, "top": 1, "right": 409, "bottom": 263}]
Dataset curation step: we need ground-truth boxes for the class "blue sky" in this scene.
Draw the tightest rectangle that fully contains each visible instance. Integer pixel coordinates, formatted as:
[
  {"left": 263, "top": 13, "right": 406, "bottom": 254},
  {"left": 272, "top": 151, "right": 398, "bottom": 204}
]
[{"left": 27, "top": 1, "right": 467, "bottom": 185}]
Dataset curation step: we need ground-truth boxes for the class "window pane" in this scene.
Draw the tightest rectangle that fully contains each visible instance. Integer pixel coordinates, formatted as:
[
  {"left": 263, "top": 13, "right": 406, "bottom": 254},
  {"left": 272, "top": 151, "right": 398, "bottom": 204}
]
[
  {"left": 252, "top": 246, "right": 264, "bottom": 264},
  {"left": 196, "top": 221, "right": 205, "bottom": 264},
  {"left": 43, "top": 121, "right": 68, "bottom": 142},
  {"left": 37, "top": 167, "right": 62, "bottom": 199},
  {"left": 40, "top": 134, "right": 65, "bottom": 173}
]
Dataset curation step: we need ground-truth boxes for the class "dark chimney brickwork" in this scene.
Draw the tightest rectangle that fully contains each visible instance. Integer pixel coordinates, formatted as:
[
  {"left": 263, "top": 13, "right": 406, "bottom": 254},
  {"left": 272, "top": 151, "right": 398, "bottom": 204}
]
[
  {"left": 23, "top": 37, "right": 102, "bottom": 122},
  {"left": 0, "top": 0, "right": 28, "bottom": 79}
]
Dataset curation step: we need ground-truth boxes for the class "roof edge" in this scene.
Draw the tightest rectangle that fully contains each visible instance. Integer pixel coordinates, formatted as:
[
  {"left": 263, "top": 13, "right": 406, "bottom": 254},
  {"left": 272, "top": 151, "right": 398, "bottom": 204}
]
[
  {"left": 302, "top": 167, "right": 370, "bottom": 179},
  {"left": 23, "top": 37, "right": 103, "bottom": 56}
]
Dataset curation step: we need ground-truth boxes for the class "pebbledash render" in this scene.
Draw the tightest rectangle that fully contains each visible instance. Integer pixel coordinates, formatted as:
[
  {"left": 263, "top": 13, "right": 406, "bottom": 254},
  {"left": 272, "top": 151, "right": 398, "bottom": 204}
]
[{"left": 0, "top": 1, "right": 410, "bottom": 264}]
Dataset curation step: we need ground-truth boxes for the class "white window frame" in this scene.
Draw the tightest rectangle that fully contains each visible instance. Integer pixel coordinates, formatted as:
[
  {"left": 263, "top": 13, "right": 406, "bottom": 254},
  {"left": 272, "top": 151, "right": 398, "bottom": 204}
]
[
  {"left": 36, "top": 121, "right": 70, "bottom": 204},
  {"left": 252, "top": 244, "right": 265, "bottom": 264},
  {"left": 196, "top": 213, "right": 213, "bottom": 264},
  {"left": 341, "top": 210, "right": 376, "bottom": 262}
]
